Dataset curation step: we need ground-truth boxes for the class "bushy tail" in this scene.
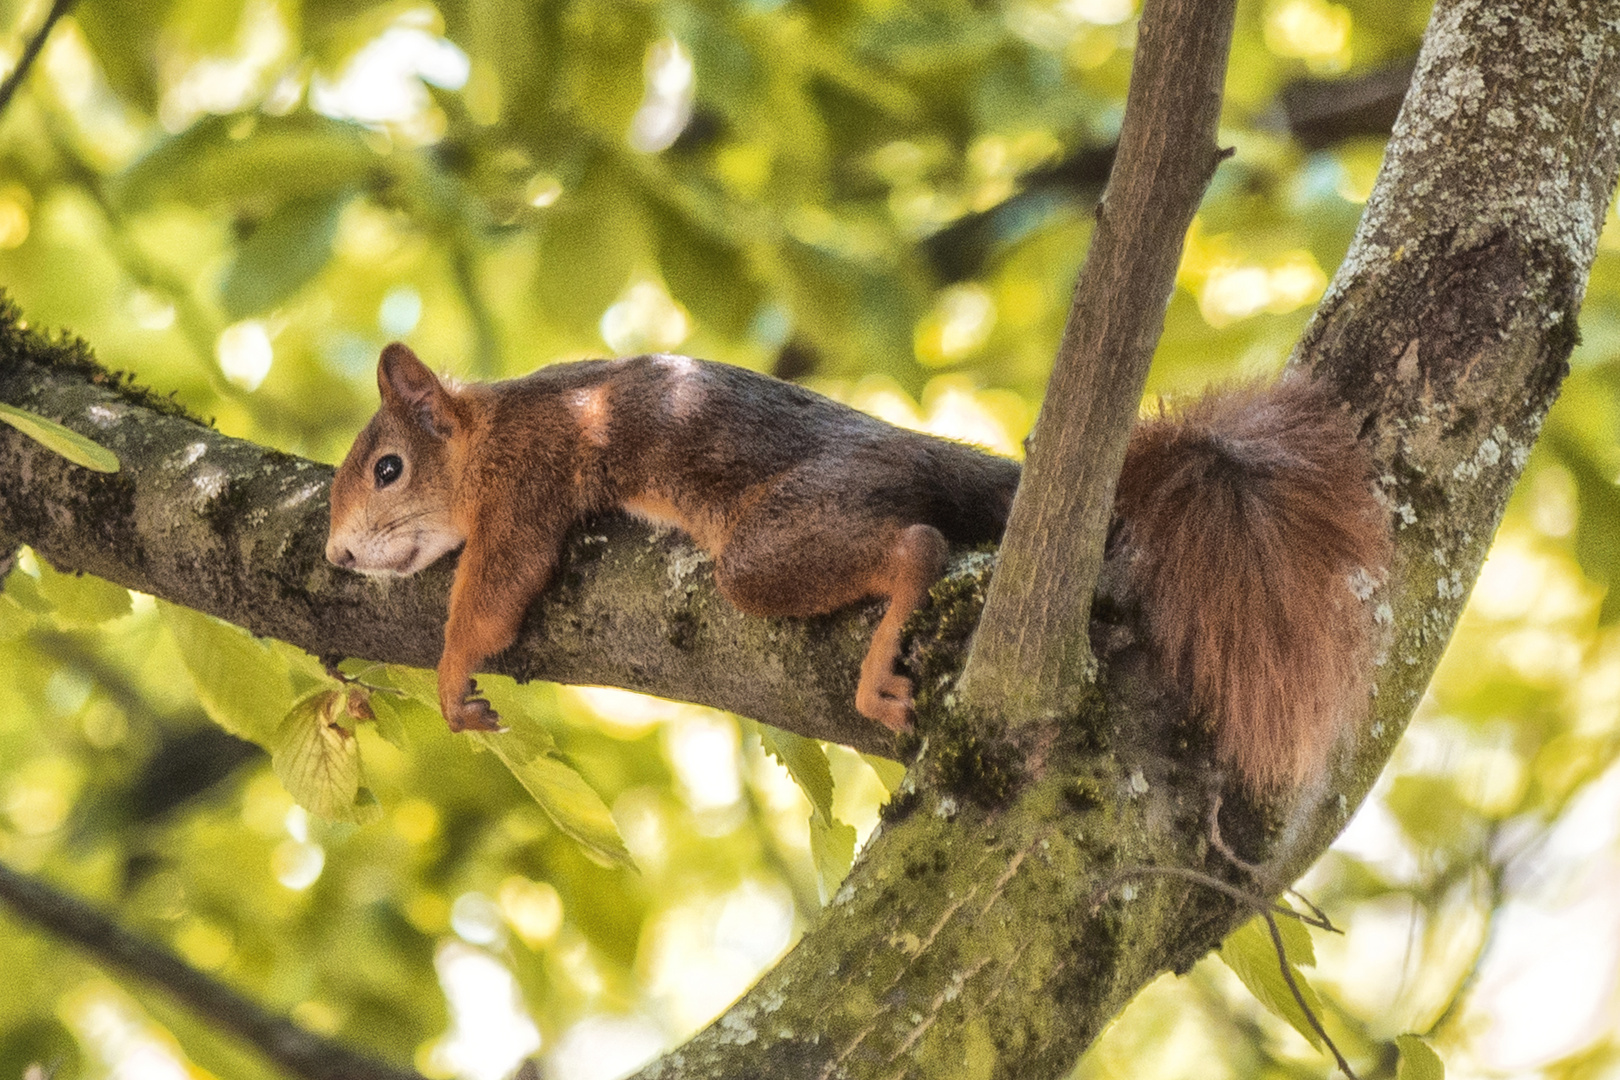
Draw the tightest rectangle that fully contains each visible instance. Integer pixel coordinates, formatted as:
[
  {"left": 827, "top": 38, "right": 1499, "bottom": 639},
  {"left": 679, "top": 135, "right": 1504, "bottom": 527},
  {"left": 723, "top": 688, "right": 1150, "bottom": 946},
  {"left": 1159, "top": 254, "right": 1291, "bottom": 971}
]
[{"left": 1113, "top": 380, "right": 1391, "bottom": 793}]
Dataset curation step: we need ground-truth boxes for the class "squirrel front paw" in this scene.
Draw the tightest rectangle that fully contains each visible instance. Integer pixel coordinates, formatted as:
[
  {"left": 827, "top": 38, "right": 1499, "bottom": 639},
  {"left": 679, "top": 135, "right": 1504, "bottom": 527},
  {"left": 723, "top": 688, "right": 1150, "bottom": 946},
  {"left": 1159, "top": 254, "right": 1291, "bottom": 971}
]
[
  {"left": 444, "top": 680, "right": 506, "bottom": 733},
  {"left": 856, "top": 671, "right": 916, "bottom": 733}
]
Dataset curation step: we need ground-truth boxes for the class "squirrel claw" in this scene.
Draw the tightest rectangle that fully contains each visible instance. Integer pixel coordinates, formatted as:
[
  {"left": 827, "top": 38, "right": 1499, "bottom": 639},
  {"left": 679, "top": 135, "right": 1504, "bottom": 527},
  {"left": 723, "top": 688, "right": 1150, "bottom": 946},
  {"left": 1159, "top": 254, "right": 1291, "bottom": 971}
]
[
  {"left": 856, "top": 673, "right": 916, "bottom": 733},
  {"left": 446, "top": 690, "right": 503, "bottom": 733}
]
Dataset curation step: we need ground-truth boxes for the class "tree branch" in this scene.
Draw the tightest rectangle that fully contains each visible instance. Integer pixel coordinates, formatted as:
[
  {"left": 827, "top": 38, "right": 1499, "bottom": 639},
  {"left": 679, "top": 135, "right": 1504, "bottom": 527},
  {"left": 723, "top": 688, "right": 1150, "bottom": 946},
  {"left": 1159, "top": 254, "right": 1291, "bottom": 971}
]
[
  {"left": 1, "top": 3, "right": 1615, "bottom": 1078},
  {"left": 0, "top": 319, "right": 902, "bottom": 757},
  {"left": 0, "top": 859, "right": 426, "bottom": 1080},
  {"left": 0, "top": 0, "right": 76, "bottom": 120},
  {"left": 957, "top": 0, "right": 1239, "bottom": 721}
]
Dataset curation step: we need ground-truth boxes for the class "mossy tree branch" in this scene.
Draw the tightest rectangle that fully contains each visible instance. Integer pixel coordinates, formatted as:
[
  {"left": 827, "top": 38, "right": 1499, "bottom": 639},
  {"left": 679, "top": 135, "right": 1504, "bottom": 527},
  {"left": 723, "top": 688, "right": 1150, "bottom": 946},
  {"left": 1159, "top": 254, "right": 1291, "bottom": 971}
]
[
  {"left": 0, "top": 329, "right": 900, "bottom": 756},
  {"left": 0, "top": 2, "right": 1616, "bottom": 1078}
]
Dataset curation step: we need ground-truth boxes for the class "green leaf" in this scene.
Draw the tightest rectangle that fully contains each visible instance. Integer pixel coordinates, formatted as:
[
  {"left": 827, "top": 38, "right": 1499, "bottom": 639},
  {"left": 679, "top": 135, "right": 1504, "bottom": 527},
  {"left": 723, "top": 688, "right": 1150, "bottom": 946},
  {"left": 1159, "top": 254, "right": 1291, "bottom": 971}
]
[
  {"left": 648, "top": 199, "right": 763, "bottom": 339},
  {"left": 861, "top": 753, "right": 909, "bottom": 794},
  {"left": 365, "top": 691, "right": 412, "bottom": 750},
  {"left": 0, "top": 404, "right": 120, "bottom": 473},
  {"left": 4, "top": 562, "right": 53, "bottom": 614},
  {"left": 160, "top": 601, "right": 293, "bottom": 743},
  {"left": 1272, "top": 901, "right": 1316, "bottom": 967},
  {"left": 759, "top": 726, "right": 837, "bottom": 825},
  {"left": 75, "top": 0, "right": 167, "bottom": 113},
  {"left": 476, "top": 721, "right": 633, "bottom": 869},
  {"left": 809, "top": 817, "right": 857, "bottom": 902},
  {"left": 1396, "top": 1034, "right": 1445, "bottom": 1080},
  {"left": 33, "top": 560, "right": 131, "bottom": 626},
  {"left": 0, "top": 594, "right": 32, "bottom": 642},
  {"left": 272, "top": 689, "right": 379, "bottom": 824},
  {"left": 114, "top": 113, "right": 379, "bottom": 211},
  {"left": 219, "top": 192, "right": 352, "bottom": 319},
  {"left": 1218, "top": 915, "right": 1324, "bottom": 1050},
  {"left": 759, "top": 725, "right": 858, "bottom": 898},
  {"left": 532, "top": 162, "right": 646, "bottom": 331}
]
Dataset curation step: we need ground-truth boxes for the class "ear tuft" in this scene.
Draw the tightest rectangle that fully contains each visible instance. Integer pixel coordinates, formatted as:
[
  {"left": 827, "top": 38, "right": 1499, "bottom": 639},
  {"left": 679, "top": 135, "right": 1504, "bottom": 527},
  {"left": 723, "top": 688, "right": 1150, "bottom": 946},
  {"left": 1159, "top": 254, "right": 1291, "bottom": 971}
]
[
  {"left": 377, "top": 343, "right": 455, "bottom": 436},
  {"left": 378, "top": 343, "right": 437, "bottom": 406}
]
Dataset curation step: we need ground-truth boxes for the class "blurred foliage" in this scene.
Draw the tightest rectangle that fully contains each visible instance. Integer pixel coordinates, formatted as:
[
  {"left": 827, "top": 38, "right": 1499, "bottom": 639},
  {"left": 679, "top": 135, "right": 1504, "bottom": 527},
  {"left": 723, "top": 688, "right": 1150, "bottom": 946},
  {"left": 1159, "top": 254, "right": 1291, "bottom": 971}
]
[{"left": 1, "top": 0, "right": 1619, "bottom": 1078}]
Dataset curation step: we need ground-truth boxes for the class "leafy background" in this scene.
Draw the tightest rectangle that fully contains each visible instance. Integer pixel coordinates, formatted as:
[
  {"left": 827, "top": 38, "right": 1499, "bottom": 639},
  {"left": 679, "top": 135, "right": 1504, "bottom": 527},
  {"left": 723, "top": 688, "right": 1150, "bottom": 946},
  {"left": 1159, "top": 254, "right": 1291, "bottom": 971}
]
[{"left": 0, "top": 0, "right": 1618, "bottom": 1077}]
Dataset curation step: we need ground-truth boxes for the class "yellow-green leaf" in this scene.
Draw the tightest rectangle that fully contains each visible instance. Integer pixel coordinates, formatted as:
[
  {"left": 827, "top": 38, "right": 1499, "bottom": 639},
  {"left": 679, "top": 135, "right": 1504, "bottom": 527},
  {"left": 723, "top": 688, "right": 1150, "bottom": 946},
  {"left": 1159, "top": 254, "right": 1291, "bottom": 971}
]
[
  {"left": 0, "top": 403, "right": 119, "bottom": 473},
  {"left": 861, "top": 753, "right": 909, "bottom": 794},
  {"left": 1218, "top": 915, "right": 1324, "bottom": 1050},
  {"left": 810, "top": 817, "right": 857, "bottom": 902},
  {"left": 3, "top": 561, "right": 51, "bottom": 614},
  {"left": 476, "top": 720, "right": 632, "bottom": 869},
  {"left": 272, "top": 689, "right": 379, "bottom": 824},
  {"left": 1397, "top": 1034, "right": 1445, "bottom": 1080},
  {"left": 759, "top": 725, "right": 837, "bottom": 826},
  {"left": 161, "top": 601, "right": 293, "bottom": 744},
  {"left": 34, "top": 560, "right": 131, "bottom": 626},
  {"left": 0, "top": 593, "right": 31, "bottom": 642}
]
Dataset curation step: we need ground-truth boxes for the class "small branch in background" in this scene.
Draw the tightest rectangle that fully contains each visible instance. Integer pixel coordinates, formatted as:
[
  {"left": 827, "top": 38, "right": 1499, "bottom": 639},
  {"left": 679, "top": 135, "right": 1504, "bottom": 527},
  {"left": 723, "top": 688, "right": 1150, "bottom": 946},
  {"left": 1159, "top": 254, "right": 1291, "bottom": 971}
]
[
  {"left": 1263, "top": 910, "right": 1360, "bottom": 1079},
  {"left": 0, "top": 861, "right": 427, "bottom": 1080},
  {"left": 1088, "top": 865, "right": 1337, "bottom": 933},
  {"left": 957, "top": 0, "right": 1240, "bottom": 720},
  {"left": 0, "top": 0, "right": 77, "bottom": 120},
  {"left": 451, "top": 236, "right": 501, "bottom": 377},
  {"left": 1279, "top": 58, "right": 1416, "bottom": 151}
]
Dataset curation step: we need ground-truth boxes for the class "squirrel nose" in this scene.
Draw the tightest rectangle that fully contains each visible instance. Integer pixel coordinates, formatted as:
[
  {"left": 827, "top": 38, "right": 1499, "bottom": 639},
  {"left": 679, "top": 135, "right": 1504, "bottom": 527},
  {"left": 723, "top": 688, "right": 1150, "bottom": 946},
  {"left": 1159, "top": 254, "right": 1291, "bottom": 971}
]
[{"left": 327, "top": 544, "right": 356, "bottom": 569}]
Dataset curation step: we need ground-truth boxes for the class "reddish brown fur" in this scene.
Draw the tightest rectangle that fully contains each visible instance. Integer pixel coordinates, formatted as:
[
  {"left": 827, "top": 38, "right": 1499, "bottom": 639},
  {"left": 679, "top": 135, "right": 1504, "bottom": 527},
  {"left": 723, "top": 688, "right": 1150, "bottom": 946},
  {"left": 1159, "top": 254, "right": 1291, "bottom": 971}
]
[
  {"left": 328, "top": 344, "right": 1018, "bottom": 734},
  {"left": 1113, "top": 379, "right": 1391, "bottom": 791},
  {"left": 329, "top": 345, "right": 1390, "bottom": 791}
]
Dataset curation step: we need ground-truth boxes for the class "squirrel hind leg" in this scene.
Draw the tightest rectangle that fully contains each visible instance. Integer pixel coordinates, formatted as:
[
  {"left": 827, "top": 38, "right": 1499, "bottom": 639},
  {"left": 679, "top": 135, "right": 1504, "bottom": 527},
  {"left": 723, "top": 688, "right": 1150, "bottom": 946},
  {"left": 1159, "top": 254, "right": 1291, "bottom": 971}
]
[
  {"left": 854, "top": 524, "right": 949, "bottom": 732},
  {"left": 716, "top": 516, "right": 947, "bottom": 732}
]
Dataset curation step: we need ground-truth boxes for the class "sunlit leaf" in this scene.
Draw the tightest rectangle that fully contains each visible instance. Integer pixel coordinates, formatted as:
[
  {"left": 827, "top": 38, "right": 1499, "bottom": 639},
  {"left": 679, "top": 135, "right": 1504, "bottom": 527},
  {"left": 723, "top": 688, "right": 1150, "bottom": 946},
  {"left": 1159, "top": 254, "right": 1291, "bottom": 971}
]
[
  {"left": 1218, "top": 914, "right": 1324, "bottom": 1050},
  {"left": 759, "top": 726, "right": 836, "bottom": 825},
  {"left": 861, "top": 753, "right": 908, "bottom": 793},
  {"left": 33, "top": 560, "right": 131, "bottom": 626},
  {"left": 161, "top": 601, "right": 294, "bottom": 744},
  {"left": 0, "top": 404, "right": 120, "bottom": 473},
  {"left": 1396, "top": 1034, "right": 1445, "bottom": 1080},
  {"left": 272, "top": 689, "right": 380, "bottom": 824},
  {"left": 809, "top": 817, "right": 857, "bottom": 902},
  {"left": 476, "top": 721, "right": 633, "bottom": 869}
]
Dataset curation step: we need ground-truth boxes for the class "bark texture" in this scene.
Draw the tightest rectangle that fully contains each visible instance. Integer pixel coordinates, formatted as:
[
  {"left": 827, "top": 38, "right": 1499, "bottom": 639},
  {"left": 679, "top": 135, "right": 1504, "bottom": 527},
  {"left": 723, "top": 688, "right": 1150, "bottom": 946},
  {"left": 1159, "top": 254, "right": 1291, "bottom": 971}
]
[
  {"left": 0, "top": 326, "right": 897, "bottom": 756},
  {"left": 958, "top": 0, "right": 1238, "bottom": 720}
]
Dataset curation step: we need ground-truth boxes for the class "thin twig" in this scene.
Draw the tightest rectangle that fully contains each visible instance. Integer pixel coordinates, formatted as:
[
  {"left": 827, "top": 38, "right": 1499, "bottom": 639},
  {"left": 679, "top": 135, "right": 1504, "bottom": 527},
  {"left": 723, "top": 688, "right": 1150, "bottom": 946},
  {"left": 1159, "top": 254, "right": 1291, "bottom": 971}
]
[
  {"left": 0, "top": 0, "right": 77, "bottom": 120},
  {"left": 1262, "top": 910, "right": 1360, "bottom": 1080},
  {"left": 1088, "top": 865, "right": 1336, "bottom": 932},
  {"left": 1207, "top": 795, "right": 1341, "bottom": 933},
  {"left": 0, "top": 860, "right": 427, "bottom": 1080}
]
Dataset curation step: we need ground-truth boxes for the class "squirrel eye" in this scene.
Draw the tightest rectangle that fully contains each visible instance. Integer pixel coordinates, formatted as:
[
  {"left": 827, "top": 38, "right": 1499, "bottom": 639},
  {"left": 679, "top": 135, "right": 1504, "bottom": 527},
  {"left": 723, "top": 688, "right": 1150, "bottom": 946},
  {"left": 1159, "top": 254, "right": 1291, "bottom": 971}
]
[{"left": 373, "top": 454, "right": 404, "bottom": 488}]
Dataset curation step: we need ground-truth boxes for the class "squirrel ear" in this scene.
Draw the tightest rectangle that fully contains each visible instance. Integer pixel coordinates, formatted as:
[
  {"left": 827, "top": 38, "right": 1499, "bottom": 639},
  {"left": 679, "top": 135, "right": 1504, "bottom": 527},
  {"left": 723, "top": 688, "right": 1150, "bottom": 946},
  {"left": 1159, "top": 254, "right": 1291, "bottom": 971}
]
[{"left": 377, "top": 343, "right": 455, "bottom": 436}]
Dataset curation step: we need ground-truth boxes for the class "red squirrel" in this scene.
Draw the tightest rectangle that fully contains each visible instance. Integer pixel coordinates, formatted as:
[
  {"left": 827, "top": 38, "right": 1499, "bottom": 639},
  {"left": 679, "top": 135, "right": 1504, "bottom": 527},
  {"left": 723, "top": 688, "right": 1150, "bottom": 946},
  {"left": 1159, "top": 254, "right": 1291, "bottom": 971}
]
[{"left": 327, "top": 344, "right": 1388, "bottom": 792}]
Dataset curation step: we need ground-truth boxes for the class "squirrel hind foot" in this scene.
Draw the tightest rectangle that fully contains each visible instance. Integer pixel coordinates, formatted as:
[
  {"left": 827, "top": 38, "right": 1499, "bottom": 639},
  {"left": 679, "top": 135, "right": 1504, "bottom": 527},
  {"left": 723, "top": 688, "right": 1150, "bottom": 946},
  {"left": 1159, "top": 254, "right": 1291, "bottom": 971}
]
[{"left": 856, "top": 670, "right": 916, "bottom": 733}]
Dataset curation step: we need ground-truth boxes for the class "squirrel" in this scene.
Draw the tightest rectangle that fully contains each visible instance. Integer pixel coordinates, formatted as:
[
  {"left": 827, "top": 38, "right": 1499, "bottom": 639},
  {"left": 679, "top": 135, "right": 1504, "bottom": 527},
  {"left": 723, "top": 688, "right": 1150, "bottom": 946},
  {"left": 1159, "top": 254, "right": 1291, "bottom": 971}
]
[{"left": 327, "top": 343, "right": 1389, "bottom": 793}]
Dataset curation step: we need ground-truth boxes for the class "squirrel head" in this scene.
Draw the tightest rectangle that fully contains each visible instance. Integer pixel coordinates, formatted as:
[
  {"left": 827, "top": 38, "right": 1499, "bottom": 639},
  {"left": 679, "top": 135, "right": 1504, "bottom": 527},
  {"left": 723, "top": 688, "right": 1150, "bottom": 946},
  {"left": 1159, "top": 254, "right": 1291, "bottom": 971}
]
[{"left": 326, "top": 343, "right": 467, "bottom": 576}]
